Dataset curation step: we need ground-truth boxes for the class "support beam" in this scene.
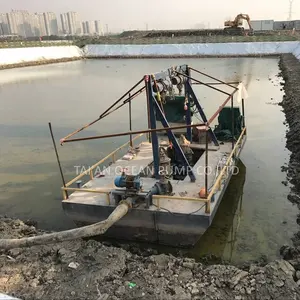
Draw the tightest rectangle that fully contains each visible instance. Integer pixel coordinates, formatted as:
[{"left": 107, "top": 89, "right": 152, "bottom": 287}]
[
  {"left": 185, "top": 91, "right": 192, "bottom": 142},
  {"left": 207, "top": 90, "right": 237, "bottom": 125},
  {"left": 152, "top": 94, "right": 196, "bottom": 182},
  {"left": 186, "top": 81, "right": 219, "bottom": 146},
  {"left": 189, "top": 67, "right": 238, "bottom": 90},
  {"left": 61, "top": 122, "right": 207, "bottom": 144},
  {"left": 147, "top": 76, "right": 160, "bottom": 179},
  {"left": 231, "top": 95, "right": 234, "bottom": 150},
  {"left": 185, "top": 66, "right": 192, "bottom": 141},
  {"left": 176, "top": 70, "right": 231, "bottom": 96},
  {"left": 242, "top": 98, "right": 246, "bottom": 129}
]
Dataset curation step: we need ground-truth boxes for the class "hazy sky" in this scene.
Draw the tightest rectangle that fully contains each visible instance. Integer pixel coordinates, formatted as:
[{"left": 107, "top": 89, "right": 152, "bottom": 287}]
[{"left": 1, "top": 0, "right": 299, "bottom": 32}]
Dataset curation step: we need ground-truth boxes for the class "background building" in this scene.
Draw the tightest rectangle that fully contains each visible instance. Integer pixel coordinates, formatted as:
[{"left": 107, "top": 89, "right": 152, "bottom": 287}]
[
  {"left": 250, "top": 19, "right": 300, "bottom": 31},
  {"left": 6, "top": 11, "right": 22, "bottom": 35},
  {"left": 82, "top": 22, "right": 87, "bottom": 34},
  {"left": 81, "top": 20, "right": 103, "bottom": 36},
  {"left": 250, "top": 20, "right": 274, "bottom": 31},
  {"left": 85, "top": 20, "right": 96, "bottom": 35},
  {"left": 273, "top": 20, "right": 300, "bottom": 30},
  {"left": 44, "top": 12, "right": 58, "bottom": 36},
  {"left": 60, "top": 13, "right": 70, "bottom": 34},
  {"left": 0, "top": 9, "right": 84, "bottom": 37},
  {"left": 0, "top": 13, "right": 10, "bottom": 35},
  {"left": 95, "top": 20, "right": 103, "bottom": 35},
  {"left": 36, "top": 13, "right": 47, "bottom": 36},
  {"left": 67, "top": 11, "right": 81, "bottom": 35}
]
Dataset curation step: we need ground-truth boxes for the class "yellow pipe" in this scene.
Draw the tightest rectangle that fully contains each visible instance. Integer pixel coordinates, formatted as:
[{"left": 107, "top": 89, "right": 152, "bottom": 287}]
[
  {"left": 62, "top": 187, "right": 111, "bottom": 194},
  {"left": 152, "top": 194, "right": 209, "bottom": 203}
]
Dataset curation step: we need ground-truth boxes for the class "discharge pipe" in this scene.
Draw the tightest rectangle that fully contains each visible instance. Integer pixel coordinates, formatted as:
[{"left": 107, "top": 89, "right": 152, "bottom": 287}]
[{"left": 0, "top": 199, "right": 132, "bottom": 250}]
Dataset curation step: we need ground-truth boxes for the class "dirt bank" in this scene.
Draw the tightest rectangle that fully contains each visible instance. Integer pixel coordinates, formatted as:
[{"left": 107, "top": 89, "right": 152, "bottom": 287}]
[
  {"left": 279, "top": 54, "right": 300, "bottom": 249},
  {"left": 1, "top": 217, "right": 300, "bottom": 300},
  {"left": 0, "top": 57, "right": 82, "bottom": 70}
]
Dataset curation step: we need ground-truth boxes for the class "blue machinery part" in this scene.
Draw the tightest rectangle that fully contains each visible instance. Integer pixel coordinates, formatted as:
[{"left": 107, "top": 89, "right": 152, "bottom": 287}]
[
  {"left": 145, "top": 180, "right": 173, "bottom": 207},
  {"left": 112, "top": 178, "right": 173, "bottom": 209},
  {"left": 114, "top": 174, "right": 142, "bottom": 190}
]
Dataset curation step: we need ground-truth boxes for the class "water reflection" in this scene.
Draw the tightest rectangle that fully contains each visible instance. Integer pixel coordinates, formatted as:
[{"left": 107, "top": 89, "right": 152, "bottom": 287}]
[
  {"left": 188, "top": 159, "right": 246, "bottom": 262},
  {"left": 0, "top": 58, "right": 298, "bottom": 263},
  {"left": 0, "top": 62, "right": 81, "bottom": 87}
]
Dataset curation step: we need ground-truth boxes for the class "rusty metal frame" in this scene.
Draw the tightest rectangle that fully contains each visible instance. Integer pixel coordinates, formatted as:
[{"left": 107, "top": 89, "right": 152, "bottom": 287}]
[{"left": 57, "top": 64, "right": 245, "bottom": 213}]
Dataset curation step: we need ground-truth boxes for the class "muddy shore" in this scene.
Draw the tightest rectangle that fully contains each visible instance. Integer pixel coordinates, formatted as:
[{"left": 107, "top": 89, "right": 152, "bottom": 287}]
[
  {"left": 2, "top": 53, "right": 300, "bottom": 299},
  {"left": 279, "top": 54, "right": 300, "bottom": 249},
  {"left": 1, "top": 217, "right": 300, "bottom": 300}
]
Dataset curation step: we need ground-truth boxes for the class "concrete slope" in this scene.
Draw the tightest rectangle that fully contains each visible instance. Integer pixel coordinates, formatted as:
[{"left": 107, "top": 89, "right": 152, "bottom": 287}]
[
  {"left": 83, "top": 41, "right": 300, "bottom": 58},
  {"left": 0, "top": 46, "right": 83, "bottom": 66}
]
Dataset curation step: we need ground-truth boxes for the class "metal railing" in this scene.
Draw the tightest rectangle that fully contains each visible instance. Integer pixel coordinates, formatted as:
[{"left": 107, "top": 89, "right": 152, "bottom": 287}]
[
  {"left": 61, "top": 128, "right": 246, "bottom": 214},
  {"left": 153, "top": 127, "right": 247, "bottom": 214},
  {"left": 61, "top": 133, "right": 144, "bottom": 200}
]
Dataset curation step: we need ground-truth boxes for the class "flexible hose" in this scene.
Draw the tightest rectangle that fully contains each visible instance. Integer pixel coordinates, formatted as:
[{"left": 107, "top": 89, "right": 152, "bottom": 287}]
[{"left": 0, "top": 199, "right": 132, "bottom": 250}]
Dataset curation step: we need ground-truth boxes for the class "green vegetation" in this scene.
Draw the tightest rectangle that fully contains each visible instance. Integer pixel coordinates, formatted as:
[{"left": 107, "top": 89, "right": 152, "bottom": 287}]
[
  {"left": 74, "top": 34, "right": 300, "bottom": 47},
  {"left": 1, "top": 32, "right": 300, "bottom": 49},
  {"left": 0, "top": 40, "right": 74, "bottom": 49}
]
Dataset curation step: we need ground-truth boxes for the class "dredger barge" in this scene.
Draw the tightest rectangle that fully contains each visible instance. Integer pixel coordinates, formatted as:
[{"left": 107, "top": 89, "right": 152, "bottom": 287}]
[{"left": 58, "top": 64, "right": 247, "bottom": 247}]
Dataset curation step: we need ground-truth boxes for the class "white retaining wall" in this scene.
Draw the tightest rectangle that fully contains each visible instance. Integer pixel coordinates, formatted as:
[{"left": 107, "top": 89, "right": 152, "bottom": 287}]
[
  {"left": 83, "top": 41, "right": 300, "bottom": 58},
  {"left": 1, "top": 42, "right": 300, "bottom": 68},
  {"left": 0, "top": 46, "right": 83, "bottom": 66}
]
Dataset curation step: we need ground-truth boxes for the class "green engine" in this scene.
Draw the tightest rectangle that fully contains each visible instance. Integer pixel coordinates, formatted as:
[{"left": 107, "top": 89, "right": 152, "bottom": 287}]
[{"left": 155, "top": 95, "right": 193, "bottom": 123}]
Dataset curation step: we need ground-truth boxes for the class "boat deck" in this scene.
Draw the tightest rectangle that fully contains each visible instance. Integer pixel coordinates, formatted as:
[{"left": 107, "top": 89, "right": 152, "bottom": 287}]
[{"left": 65, "top": 140, "right": 235, "bottom": 216}]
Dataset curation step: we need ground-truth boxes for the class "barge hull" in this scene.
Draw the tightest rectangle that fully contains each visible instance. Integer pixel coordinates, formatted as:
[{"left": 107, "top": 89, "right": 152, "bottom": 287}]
[
  {"left": 63, "top": 202, "right": 209, "bottom": 247},
  {"left": 62, "top": 136, "right": 246, "bottom": 247}
]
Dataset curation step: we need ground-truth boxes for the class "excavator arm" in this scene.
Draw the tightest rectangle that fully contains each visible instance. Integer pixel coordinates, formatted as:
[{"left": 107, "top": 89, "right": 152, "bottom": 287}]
[{"left": 224, "top": 13, "right": 253, "bottom": 35}]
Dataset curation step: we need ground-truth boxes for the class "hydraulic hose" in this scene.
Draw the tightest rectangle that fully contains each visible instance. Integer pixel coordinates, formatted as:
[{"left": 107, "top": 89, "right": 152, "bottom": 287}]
[{"left": 0, "top": 199, "right": 132, "bottom": 250}]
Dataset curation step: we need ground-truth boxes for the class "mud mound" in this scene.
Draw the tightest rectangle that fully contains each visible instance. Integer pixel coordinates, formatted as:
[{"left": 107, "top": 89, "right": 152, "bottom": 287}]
[{"left": 1, "top": 217, "right": 300, "bottom": 300}]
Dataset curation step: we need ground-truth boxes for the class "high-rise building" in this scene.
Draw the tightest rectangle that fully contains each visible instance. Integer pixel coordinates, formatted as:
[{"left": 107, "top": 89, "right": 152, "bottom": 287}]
[
  {"left": 21, "top": 10, "right": 34, "bottom": 37},
  {"left": 0, "top": 13, "right": 10, "bottom": 35},
  {"left": 31, "top": 13, "right": 40, "bottom": 36},
  {"left": 60, "top": 13, "right": 70, "bottom": 34},
  {"left": 31, "top": 13, "right": 47, "bottom": 37},
  {"left": 7, "top": 11, "right": 22, "bottom": 36},
  {"left": 6, "top": 10, "right": 36, "bottom": 37},
  {"left": 2, "top": 10, "right": 61, "bottom": 37},
  {"left": 85, "top": 20, "right": 96, "bottom": 35},
  {"left": 67, "top": 12, "right": 81, "bottom": 35},
  {"left": 95, "top": 20, "right": 103, "bottom": 35},
  {"left": 44, "top": 12, "right": 58, "bottom": 36},
  {"left": 82, "top": 22, "right": 87, "bottom": 34}
]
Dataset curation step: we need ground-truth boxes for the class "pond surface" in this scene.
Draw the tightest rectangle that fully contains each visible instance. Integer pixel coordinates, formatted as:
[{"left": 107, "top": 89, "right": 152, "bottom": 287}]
[{"left": 0, "top": 57, "right": 297, "bottom": 264}]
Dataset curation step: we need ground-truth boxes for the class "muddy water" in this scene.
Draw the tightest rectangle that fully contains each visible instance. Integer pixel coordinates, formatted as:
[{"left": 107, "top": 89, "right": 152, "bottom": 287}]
[{"left": 0, "top": 57, "right": 297, "bottom": 264}]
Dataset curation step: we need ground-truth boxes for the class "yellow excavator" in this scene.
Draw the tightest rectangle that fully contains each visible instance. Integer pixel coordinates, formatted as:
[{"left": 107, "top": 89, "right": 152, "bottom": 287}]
[{"left": 224, "top": 14, "right": 254, "bottom": 36}]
